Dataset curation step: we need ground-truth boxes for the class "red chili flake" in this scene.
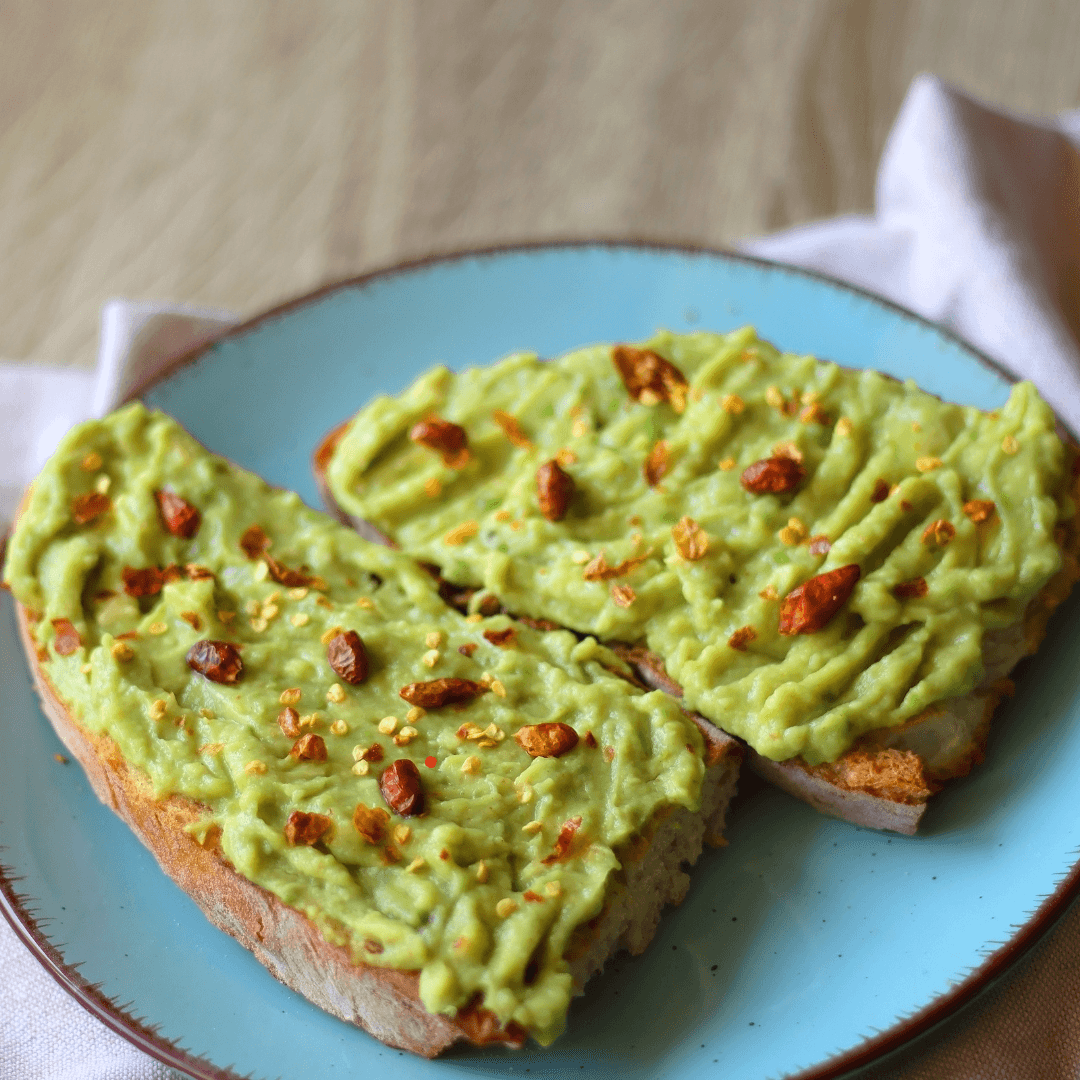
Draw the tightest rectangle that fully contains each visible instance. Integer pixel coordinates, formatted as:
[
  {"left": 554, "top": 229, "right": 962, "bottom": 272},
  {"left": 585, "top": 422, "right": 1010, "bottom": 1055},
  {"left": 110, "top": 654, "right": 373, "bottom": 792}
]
[
  {"left": 353, "top": 803, "right": 390, "bottom": 844},
  {"left": 458, "top": 643, "right": 478, "bottom": 658},
  {"left": 778, "top": 565, "right": 861, "bottom": 636},
  {"left": 239, "top": 525, "right": 271, "bottom": 559},
  {"left": 493, "top": 411, "right": 534, "bottom": 450},
  {"left": 410, "top": 417, "right": 468, "bottom": 465},
  {"left": 290, "top": 733, "right": 328, "bottom": 762},
  {"left": 483, "top": 627, "right": 518, "bottom": 649},
  {"left": 122, "top": 566, "right": 164, "bottom": 598},
  {"left": 727, "top": 626, "right": 757, "bottom": 651},
  {"left": 399, "top": 678, "right": 489, "bottom": 709},
  {"left": 583, "top": 732, "right": 598, "bottom": 748},
  {"left": 643, "top": 440, "right": 671, "bottom": 487},
  {"left": 71, "top": 492, "right": 111, "bottom": 525},
  {"left": 186, "top": 639, "right": 243, "bottom": 683},
  {"left": 278, "top": 707, "right": 301, "bottom": 738},
  {"left": 51, "top": 618, "right": 81, "bottom": 656},
  {"left": 363, "top": 939, "right": 385, "bottom": 955},
  {"left": 523, "top": 890, "right": 544, "bottom": 903},
  {"left": 893, "top": 577, "right": 929, "bottom": 599},
  {"left": 536, "top": 460, "right": 574, "bottom": 521},
  {"left": 327, "top": 630, "right": 369, "bottom": 685},
  {"left": 284, "top": 810, "right": 333, "bottom": 846},
  {"left": 155, "top": 490, "right": 201, "bottom": 539},
  {"left": 542, "top": 816, "right": 583, "bottom": 865},
  {"left": 380, "top": 759, "right": 425, "bottom": 817},
  {"left": 808, "top": 535, "right": 832, "bottom": 556},
  {"left": 740, "top": 457, "right": 806, "bottom": 495},
  {"left": 870, "top": 478, "right": 890, "bottom": 503},
  {"left": 264, "top": 554, "right": 321, "bottom": 589},
  {"left": 611, "top": 345, "right": 689, "bottom": 413}
]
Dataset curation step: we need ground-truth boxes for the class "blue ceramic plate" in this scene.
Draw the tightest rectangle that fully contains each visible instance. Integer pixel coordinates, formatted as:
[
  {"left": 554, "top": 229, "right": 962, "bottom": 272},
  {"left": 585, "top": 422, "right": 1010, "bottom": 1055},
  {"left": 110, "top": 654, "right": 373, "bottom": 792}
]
[{"left": 3, "top": 244, "right": 1080, "bottom": 1080}]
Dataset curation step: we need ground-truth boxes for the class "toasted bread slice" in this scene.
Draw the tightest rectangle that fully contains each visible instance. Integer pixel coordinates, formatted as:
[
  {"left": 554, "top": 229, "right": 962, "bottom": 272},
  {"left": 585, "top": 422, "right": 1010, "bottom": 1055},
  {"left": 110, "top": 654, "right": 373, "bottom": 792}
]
[
  {"left": 312, "top": 329, "right": 1080, "bottom": 834},
  {"left": 4, "top": 404, "right": 741, "bottom": 1054}
]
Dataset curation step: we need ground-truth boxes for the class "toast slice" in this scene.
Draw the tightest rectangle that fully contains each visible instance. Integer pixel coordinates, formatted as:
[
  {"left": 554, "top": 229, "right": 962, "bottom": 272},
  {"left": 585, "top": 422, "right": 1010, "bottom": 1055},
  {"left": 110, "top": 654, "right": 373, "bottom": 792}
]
[
  {"left": 3, "top": 403, "right": 741, "bottom": 1054},
  {"left": 313, "top": 328, "right": 1080, "bottom": 834}
]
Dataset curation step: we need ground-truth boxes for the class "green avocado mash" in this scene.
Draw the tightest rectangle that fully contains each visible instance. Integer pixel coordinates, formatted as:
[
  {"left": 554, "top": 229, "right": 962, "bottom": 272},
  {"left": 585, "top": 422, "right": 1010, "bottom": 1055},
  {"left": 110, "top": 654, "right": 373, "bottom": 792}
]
[
  {"left": 326, "top": 328, "right": 1075, "bottom": 765},
  {"left": 4, "top": 403, "right": 708, "bottom": 1045}
]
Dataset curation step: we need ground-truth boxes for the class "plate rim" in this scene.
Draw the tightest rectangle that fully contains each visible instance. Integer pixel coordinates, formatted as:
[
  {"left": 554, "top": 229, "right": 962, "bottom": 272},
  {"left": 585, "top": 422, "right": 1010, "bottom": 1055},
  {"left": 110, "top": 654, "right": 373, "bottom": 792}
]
[{"left": 3, "top": 238, "right": 1078, "bottom": 1080}]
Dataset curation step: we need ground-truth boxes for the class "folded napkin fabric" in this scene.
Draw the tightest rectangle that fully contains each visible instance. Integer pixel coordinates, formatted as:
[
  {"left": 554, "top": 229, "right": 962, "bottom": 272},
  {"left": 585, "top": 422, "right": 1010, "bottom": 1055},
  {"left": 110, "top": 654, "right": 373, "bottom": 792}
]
[{"left": 2, "top": 72, "right": 1080, "bottom": 1080}]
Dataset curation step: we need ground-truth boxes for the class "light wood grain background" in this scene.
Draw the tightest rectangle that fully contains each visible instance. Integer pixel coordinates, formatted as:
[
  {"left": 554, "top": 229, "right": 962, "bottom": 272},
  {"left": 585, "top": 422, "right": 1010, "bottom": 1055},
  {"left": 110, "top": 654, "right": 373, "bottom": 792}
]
[{"left": 2, "top": 0, "right": 1079, "bottom": 371}]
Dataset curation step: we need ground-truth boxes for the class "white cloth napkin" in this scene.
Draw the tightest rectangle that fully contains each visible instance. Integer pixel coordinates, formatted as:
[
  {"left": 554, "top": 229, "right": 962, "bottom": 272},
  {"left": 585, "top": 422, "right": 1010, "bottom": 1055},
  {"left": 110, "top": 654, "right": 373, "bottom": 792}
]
[{"left": 3, "top": 72, "right": 1080, "bottom": 1079}]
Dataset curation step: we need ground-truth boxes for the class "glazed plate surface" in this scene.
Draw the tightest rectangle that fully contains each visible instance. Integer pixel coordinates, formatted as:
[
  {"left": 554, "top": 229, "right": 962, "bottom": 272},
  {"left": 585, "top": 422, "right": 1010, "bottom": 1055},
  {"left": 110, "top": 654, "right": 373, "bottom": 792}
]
[{"left": 3, "top": 244, "right": 1079, "bottom": 1080}]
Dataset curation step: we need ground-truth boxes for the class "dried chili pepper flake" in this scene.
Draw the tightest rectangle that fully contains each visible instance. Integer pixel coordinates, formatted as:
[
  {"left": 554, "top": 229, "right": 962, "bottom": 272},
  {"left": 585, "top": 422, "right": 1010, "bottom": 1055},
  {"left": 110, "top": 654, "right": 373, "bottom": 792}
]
[
  {"left": 327, "top": 629, "right": 369, "bottom": 685},
  {"left": 458, "top": 642, "right": 478, "bottom": 658},
  {"left": 921, "top": 519, "right": 956, "bottom": 547},
  {"left": 410, "top": 417, "right": 468, "bottom": 464},
  {"left": 611, "top": 345, "right": 689, "bottom": 413},
  {"left": 536, "top": 460, "right": 575, "bottom": 521},
  {"left": 542, "top": 816, "right": 583, "bottom": 865},
  {"left": 71, "top": 492, "right": 111, "bottom": 525},
  {"left": 180, "top": 611, "right": 202, "bottom": 631},
  {"left": 584, "top": 731, "right": 598, "bottom": 748},
  {"left": 239, "top": 525, "right": 271, "bottom": 559},
  {"left": 284, "top": 810, "right": 333, "bottom": 846},
  {"left": 186, "top": 640, "right": 243, "bottom": 684},
  {"left": 492, "top": 410, "right": 534, "bottom": 450},
  {"left": 380, "top": 759, "right": 425, "bottom": 817},
  {"left": 51, "top": 618, "right": 81, "bottom": 656},
  {"left": 893, "top": 577, "right": 929, "bottom": 599},
  {"left": 870, "top": 478, "right": 890, "bottom": 503},
  {"left": 290, "top": 733, "right": 328, "bottom": 762},
  {"left": 399, "top": 678, "right": 489, "bottom": 709},
  {"left": 740, "top": 456, "right": 806, "bottom": 495},
  {"left": 514, "top": 723, "right": 579, "bottom": 758},
  {"left": 611, "top": 584, "right": 636, "bottom": 608},
  {"left": 963, "top": 499, "right": 996, "bottom": 523},
  {"left": 482, "top": 628, "right": 517, "bottom": 650},
  {"left": 581, "top": 549, "right": 651, "bottom": 581},
  {"left": 808, "top": 535, "right": 832, "bottom": 556},
  {"left": 155, "top": 490, "right": 201, "bottom": 538},
  {"left": 728, "top": 626, "right": 757, "bottom": 651},
  {"left": 523, "top": 890, "right": 544, "bottom": 903},
  {"left": 778, "top": 564, "right": 861, "bottom": 636},
  {"left": 799, "top": 402, "right": 831, "bottom": 425},
  {"left": 263, "top": 554, "right": 321, "bottom": 589},
  {"left": 364, "top": 939, "right": 385, "bottom": 954},
  {"left": 443, "top": 520, "right": 479, "bottom": 546},
  {"left": 122, "top": 566, "right": 164, "bottom": 598},
  {"left": 643, "top": 440, "right": 671, "bottom": 487},
  {"left": 278, "top": 706, "right": 301, "bottom": 738},
  {"left": 353, "top": 803, "right": 390, "bottom": 844},
  {"left": 672, "top": 516, "right": 709, "bottom": 560}
]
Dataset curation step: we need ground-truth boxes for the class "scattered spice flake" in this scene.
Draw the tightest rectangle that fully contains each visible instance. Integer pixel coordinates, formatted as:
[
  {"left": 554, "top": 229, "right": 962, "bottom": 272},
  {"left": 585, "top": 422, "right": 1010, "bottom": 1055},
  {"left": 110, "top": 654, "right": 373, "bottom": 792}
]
[
  {"left": 741, "top": 456, "right": 806, "bottom": 495},
  {"left": 915, "top": 456, "right": 943, "bottom": 473},
  {"left": 148, "top": 621, "right": 168, "bottom": 636},
  {"left": 155, "top": 490, "right": 201, "bottom": 539},
  {"left": 186, "top": 564, "right": 214, "bottom": 581},
  {"left": 871, "top": 478, "right": 890, "bottom": 503},
  {"left": 180, "top": 611, "right": 202, "bottom": 631},
  {"left": 443, "top": 520, "right": 479, "bottom": 546},
  {"left": 327, "top": 684, "right": 347, "bottom": 704},
  {"left": 799, "top": 402, "right": 831, "bottom": 425},
  {"left": 496, "top": 898, "right": 519, "bottom": 918},
  {"left": 483, "top": 627, "right": 517, "bottom": 649},
  {"left": 493, "top": 508, "right": 511, "bottom": 521},
  {"left": 399, "top": 678, "right": 489, "bottom": 708},
  {"left": 582, "top": 549, "right": 651, "bottom": 581},
  {"left": 264, "top": 554, "right": 323, "bottom": 590},
  {"left": 424, "top": 476, "right": 442, "bottom": 499},
  {"left": 121, "top": 566, "right": 163, "bottom": 598},
  {"left": 555, "top": 447, "right": 577, "bottom": 467},
  {"left": 198, "top": 743, "right": 224, "bottom": 756},
  {"left": 523, "top": 890, "right": 544, "bottom": 903},
  {"left": 51, "top": 618, "right": 81, "bottom": 655},
  {"left": 718, "top": 457, "right": 737, "bottom": 471},
  {"left": 536, "top": 460, "right": 575, "bottom": 521},
  {"left": 603, "top": 746, "right": 616, "bottom": 762},
  {"left": 901, "top": 499, "right": 914, "bottom": 512},
  {"left": 921, "top": 519, "right": 956, "bottom": 547},
  {"left": 611, "top": 584, "right": 636, "bottom": 607},
  {"left": 1002, "top": 435, "right": 1019, "bottom": 455},
  {"left": 290, "top": 733, "right": 328, "bottom": 762},
  {"left": 458, "top": 642, "right": 478, "bottom": 658},
  {"left": 515, "top": 722, "right": 579, "bottom": 758},
  {"left": 835, "top": 417, "right": 854, "bottom": 437},
  {"left": 410, "top": 417, "right": 468, "bottom": 465},
  {"left": 584, "top": 731, "right": 598, "bottom": 748},
  {"left": 542, "top": 816, "right": 584, "bottom": 865},
  {"left": 380, "top": 758, "right": 426, "bottom": 816},
  {"left": 807, "top": 534, "right": 832, "bottom": 556},
  {"left": 721, "top": 394, "right": 744, "bottom": 414},
  {"left": 893, "top": 577, "right": 929, "bottom": 599},
  {"left": 759, "top": 584, "right": 778, "bottom": 600},
  {"left": 779, "top": 517, "right": 809, "bottom": 546},
  {"left": 71, "top": 492, "right": 111, "bottom": 525},
  {"left": 278, "top": 707, "right": 301, "bottom": 737},
  {"left": 778, "top": 564, "right": 861, "bottom": 635},
  {"left": 239, "top": 524, "right": 271, "bottom": 559},
  {"left": 353, "top": 803, "right": 390, "bottom": 844},
  {"left": 80, "top": 451, "right": 103, "bottom": 472},
  {"left": 611, "top": 345, "right": 689, "bottom": 413},
  {"left": 672, "top": 516, "right": 709, "bottom": 560},
  {"left": 185, "top": 639, "right": 243, "bottom": 683},
  {"left": 643, "top": 440, "right": 671, "bottom": 487},
  {"left": 772, "top": 440, "right": 804, "bottom": 463},
  {"left": 110, "top": 641, "right": 135, "bottom": 662},
  {"left": 244, "top": 760, "right": 268, "bottom": 776},
  {"left": 328, "top": 630, "right": 369, "bottom": 685},
  {"left": 285, "top": 810, "right": 333, "bottom": 847},
  {"left": 492, "top": 410, "right": 534, "bottom": 450},
  {"left": 728, "top": 626, "right": 757, "bottom": 651},
  {"left": 963, "top": 499, "right": 996, "bottom": 523}
]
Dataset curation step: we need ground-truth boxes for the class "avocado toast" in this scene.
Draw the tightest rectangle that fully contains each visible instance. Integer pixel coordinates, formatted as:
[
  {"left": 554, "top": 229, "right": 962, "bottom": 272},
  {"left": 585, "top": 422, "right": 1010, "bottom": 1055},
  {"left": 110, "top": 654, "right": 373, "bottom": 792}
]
[
  {"left": 315, "top": 328, "right": 1080, "bottom": 834},
  {"left": 3, "top": 403, "right": 740, "bottom": 1054}
]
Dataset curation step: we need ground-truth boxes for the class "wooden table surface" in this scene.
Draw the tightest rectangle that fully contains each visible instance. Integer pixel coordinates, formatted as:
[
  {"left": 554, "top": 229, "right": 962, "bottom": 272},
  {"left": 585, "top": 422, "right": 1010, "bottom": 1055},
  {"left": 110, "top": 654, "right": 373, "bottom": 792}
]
[{"left": 4, "top": 4, "right": 1080, "bottom": 1078}]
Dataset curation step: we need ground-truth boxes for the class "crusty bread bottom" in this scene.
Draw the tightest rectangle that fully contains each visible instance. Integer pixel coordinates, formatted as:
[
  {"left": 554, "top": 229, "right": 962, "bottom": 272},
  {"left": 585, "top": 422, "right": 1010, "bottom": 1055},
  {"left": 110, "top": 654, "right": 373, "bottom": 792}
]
[{"left": 16, "top": 601, "right": 741, "bottom": 1056}]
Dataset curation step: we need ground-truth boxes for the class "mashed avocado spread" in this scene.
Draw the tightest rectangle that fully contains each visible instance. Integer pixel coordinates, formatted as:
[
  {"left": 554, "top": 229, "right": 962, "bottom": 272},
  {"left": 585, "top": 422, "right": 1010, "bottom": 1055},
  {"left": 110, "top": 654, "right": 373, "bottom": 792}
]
[
  {"left": 4, "top": 403, "right": 708, "bottom": 1045},
  {"left": 326, "top": 328, "right": 1075, "bottom": 765}
]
